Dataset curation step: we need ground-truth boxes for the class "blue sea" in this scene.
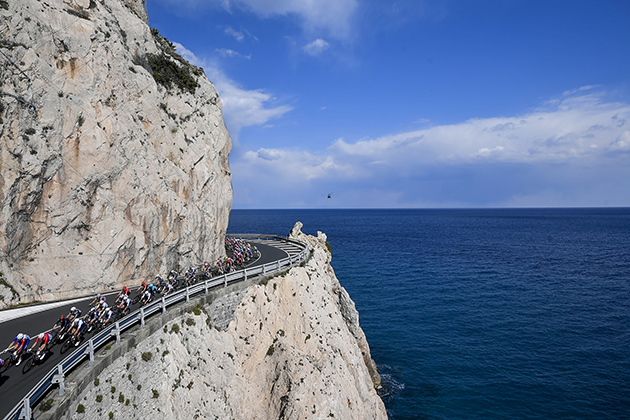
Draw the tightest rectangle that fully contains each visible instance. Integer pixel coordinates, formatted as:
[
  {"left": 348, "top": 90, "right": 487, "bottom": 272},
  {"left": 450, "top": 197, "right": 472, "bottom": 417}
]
[{"left": 227, "top": 209, "right": 630, "bottom": 420}]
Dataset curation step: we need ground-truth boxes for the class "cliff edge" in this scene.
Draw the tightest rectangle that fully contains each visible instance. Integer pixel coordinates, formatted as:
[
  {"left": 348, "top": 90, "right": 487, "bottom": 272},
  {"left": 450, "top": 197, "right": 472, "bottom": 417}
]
[
  {"left": 53, "top": 224, "right": 387, "bottom": 420},
  {"left": 0, "top": 0, "right": 232, "bottom": 307}
]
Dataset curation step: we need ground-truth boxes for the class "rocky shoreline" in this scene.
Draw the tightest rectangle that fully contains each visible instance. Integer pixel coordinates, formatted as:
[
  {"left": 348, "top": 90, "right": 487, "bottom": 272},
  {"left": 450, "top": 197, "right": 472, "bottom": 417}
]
[{"left": 42, "top": 224, "right": 386, "bottom": 420}]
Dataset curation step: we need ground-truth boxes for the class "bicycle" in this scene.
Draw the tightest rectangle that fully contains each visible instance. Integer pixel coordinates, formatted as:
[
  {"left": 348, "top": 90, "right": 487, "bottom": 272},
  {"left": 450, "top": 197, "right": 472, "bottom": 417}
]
[
  {"left": 0, "top": 347, "right": 25, "bottom": 372},
  {"left": 22, "top": 347, "right": 50, "bottom": 374},
  {"left": 0, "top": 347, "right": 14, "bottom": 374},
  {"left": 60, "top": 331, "right": 84, "bottom": 354}
]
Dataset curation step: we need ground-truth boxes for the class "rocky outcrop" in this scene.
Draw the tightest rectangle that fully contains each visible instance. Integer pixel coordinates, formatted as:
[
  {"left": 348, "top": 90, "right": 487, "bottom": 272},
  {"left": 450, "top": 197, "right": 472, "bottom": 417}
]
[
  {"left": 0, "top": 0, "right": 232, "bottom": 307},
  {"left": 55, "top": 226, "right": 387, "bottom": 420}
]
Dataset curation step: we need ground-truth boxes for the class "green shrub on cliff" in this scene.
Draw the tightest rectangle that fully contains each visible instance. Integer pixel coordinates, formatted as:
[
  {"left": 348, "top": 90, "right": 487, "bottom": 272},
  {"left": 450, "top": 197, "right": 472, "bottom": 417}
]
[
  {"left": 146, "top": 28, "right": 200, "bottom": 94},
  {"left": 148, "top": 53, "right": 199, "bottom": 94}
]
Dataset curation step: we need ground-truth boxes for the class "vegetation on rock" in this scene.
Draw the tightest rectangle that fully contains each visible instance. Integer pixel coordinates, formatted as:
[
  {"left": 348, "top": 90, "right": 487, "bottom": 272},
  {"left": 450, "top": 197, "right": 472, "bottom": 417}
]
[{"left": 147, "top": 28, "right": 201, "bottom": 94}]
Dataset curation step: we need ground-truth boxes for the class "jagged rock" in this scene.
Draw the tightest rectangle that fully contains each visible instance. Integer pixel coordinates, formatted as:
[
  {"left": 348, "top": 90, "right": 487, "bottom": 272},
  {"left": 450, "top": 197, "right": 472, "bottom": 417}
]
[
  {"left": 0, "top": 0, "right": 232, "bottom": 307},
  {"left": 56, "top": 228, "right": 388, "bottom": 420},
  {"left": 289, "top": 221, "right": 382, "bottom": 388}
]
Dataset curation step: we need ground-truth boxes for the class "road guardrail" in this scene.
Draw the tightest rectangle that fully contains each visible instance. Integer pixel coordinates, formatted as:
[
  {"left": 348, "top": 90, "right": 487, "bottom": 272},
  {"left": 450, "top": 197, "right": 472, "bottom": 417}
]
[{"left": 3, "top": 235, "right": 308, "bottom": 420}]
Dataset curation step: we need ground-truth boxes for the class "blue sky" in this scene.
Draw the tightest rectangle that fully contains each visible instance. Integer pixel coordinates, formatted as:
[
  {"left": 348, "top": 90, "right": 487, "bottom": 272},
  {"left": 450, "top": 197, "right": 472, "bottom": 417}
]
[{"left": 145, "top": 0, "right": 630, "bottom": 208}]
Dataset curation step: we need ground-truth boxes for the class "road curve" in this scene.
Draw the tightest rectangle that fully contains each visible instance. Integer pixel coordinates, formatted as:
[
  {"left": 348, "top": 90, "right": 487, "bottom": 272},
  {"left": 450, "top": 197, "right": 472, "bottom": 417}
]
[{"left": 0, "top": 237, "right": 302, "bottom": 420}]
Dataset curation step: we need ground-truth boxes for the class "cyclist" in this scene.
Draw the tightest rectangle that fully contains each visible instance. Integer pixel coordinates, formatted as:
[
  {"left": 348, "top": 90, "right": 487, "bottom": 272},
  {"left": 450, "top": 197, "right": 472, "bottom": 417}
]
[
  {"left": 53, "top": 314, "right": 71, "bottom": 334},
  {"left": 85, "top": 307, "right": 99, "bottom": 330},
  {"left": 97, "top": 298, "right": 108, "bottom": 316},
  {"left": 68, "top": 317, "right": 86, "bottom": 344},
  {"left": 147, "top": 282, "right": 157, "bottom": 296},
  {"left": 29, "top": 333, "right": 52, "bottom": 360},
  {"left": 184, "top": 266, "right": 196, "bottom": 286},
  {"left": 8, "top": 333, "right": 30, "bottom": 365},
  {"left": 117, "top": 294, "right": 132, "bottom": 315},
  {"left": 98, "top": 307, "right": 114, "bottom": 326},
  {"left": 139, "top": 288, "right": 152, "bottom": 306},
  {"left": 116, "top": 286, "right": 131, "bottom": 304},
  {"left": 138, "top": 281, "right": 148, "bottom": 294},
  {"left": 163, "top": 282, "right": 174, "bottom": 296},
  {"left": 89, "top": 294, "right": 105, "bottom": 308},
  {"left": 68, "top": 306, "right": 81, "bottom": 322},
  {"left": 116, "top": 291, "right": 128, "bottom": 306}
]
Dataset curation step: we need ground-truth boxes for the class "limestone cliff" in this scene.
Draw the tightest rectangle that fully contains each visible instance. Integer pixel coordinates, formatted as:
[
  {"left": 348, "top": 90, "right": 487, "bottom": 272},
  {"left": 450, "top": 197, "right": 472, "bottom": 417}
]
[
  {"left": 54, "top": 226, "right": 387, "bottom": 420},
  {"left": 0, "top": 0, "right": 232, "bottom": 307}
]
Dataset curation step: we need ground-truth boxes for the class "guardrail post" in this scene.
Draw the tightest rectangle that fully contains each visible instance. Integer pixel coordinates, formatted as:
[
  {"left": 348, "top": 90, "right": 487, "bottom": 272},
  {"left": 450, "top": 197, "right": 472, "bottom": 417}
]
[
  {"left": 244, "top": 269, "right": 247, "bottom": 282},
  {"left": 277, "top": 260, "right": 280, "bottom": 270},
  {"left": 205, "top": 280, "right": 209, "bottom": 294},
  {"left": 140, "top": 307, "right": 145, "bottom": 328},
  {"left": 52, "top": 364, "right": 65, "bottom": 396},
  {"left": 186, "top": 287, "right": 190, "bottom": 302},
  {"left": 87, "top": 339, "right": 95, "bottom": 366},
  {"left": 112, "top": 322, "right": 121, "bottom": 344},
  {"left": 18, "top": 397, "right": 31, "bottom": 420},
  {"left": 262, "top": 264, "right": 266, "bottom": 275},
  {"left": 224, "top": 274, "right": 227, "bottom": 287}
]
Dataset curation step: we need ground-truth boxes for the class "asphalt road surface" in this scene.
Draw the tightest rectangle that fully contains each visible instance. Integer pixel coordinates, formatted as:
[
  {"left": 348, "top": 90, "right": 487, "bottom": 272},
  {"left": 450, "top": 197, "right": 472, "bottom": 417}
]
[{"left": 0, "top": 240, "right": 291, "bottom": 419}]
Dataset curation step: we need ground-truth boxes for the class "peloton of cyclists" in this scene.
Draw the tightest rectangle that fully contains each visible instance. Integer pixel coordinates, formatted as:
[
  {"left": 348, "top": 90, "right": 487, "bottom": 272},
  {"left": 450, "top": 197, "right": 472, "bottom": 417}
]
[{"left": 4, "top": 240, "right": 259, "bottom": 370}]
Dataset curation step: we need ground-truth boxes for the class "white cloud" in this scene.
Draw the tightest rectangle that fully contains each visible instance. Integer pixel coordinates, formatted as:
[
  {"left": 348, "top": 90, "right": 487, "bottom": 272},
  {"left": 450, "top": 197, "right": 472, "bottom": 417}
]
[
  {"left": 303, "top": 39, "right": 330, "bottom": 56},
  {"left": 563, "top": 85, "right": 598, "bottom": 96},
  {"left": 326, "top": 92, "right": 630, "bottom": 166},
  {"left": 256, "top": 148, "right": 282, "bottom": 161},
  {"left": 174, "top": 42, "right": 292, "bottom": 140},
  {"left": 232, "top": 0, "right": 358, "bottom": 38},
  {"left": 230, "top": 90, "right": 630, "bottom": 207},
  {"left": 233, "top": 148, "right": 354, "bottom": 190},
  {"left": 609, "top": 130, "right": 630, "bottom": 152},
  {"left": 215, "top": 48, "right": 251, "bottom": 59},
  {"left": 162, "top": 0, "right": 358, "bottom": 38},
  {"left": 174, "top": 42, "right": 207, "bottom": 67},
  {"left": 224, "top": 26, "right": 245, "bottom": 41}
]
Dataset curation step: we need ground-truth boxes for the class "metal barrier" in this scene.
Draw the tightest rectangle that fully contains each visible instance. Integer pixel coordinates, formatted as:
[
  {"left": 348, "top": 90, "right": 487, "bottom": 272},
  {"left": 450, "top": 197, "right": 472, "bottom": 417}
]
[{"left": 3, "top": 235, "right": 309, "bottom": 420}]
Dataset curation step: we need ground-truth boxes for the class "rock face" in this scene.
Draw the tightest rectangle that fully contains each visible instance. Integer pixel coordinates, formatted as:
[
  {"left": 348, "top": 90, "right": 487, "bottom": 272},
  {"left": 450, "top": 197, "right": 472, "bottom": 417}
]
[
  {"left": 57, "top": 226, "right": 388, "bottom": 420},
  {"left": 0, "top": 0, "right": 232, "bottom": 307}
]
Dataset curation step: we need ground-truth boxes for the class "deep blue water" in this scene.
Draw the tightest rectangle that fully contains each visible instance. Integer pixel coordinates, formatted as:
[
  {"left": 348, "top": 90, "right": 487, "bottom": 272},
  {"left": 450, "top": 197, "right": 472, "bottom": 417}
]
[{"left": 227, "top": 209, "right": 630, "bottom": 420}]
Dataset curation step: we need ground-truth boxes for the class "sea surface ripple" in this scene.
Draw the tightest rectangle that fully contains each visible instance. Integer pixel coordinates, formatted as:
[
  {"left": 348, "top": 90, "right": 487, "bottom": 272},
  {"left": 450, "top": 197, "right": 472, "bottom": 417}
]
[{"left": 228, "top": 208, "right": 630, "bottom": 420}]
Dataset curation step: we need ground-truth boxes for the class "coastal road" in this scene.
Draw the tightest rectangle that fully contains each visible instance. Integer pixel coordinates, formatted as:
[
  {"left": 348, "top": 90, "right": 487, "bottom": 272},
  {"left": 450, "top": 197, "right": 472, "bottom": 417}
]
[{"left": 0, "top": 238, "right": 300, "bottom": 420}]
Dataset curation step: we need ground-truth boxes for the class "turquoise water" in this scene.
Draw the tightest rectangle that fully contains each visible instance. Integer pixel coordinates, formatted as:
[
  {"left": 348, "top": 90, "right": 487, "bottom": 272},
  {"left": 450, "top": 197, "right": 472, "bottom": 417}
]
[{"left": 227, "top": 209, "right": 630, "bottom": 419}]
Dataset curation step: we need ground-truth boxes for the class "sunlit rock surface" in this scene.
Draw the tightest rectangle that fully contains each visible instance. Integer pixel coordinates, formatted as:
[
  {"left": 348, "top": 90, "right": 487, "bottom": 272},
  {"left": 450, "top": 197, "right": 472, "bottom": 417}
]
[
  {"left": 0, "top": 0, "right": 232, "bottom": 307},
  {"left": 58, "top": 226, "right": 387, "bottom": 420}
]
